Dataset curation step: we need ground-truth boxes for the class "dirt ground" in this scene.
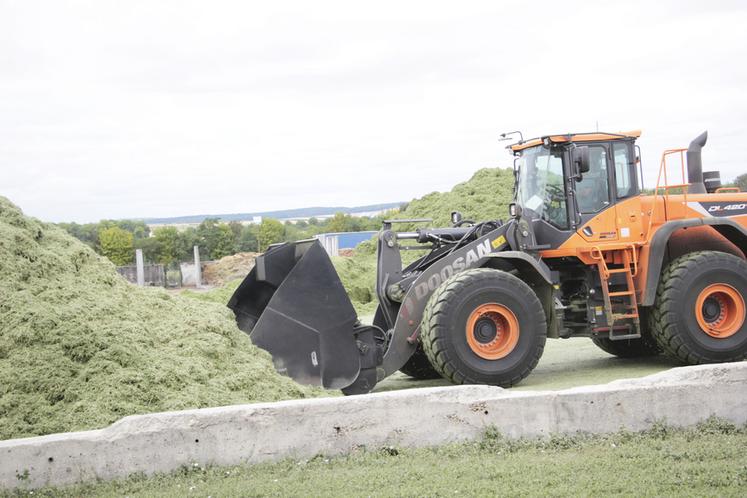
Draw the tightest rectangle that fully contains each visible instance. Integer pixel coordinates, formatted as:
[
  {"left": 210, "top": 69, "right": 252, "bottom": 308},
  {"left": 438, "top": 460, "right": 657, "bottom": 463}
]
[{"left": 374, "top": 337, "right": 682, "bottom": 393}]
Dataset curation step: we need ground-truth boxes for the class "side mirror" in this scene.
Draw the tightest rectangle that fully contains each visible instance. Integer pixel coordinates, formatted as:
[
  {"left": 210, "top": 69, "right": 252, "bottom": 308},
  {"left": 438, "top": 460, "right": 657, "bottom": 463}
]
[
  {"left": 451, "top": 211, "right": 463, "bottom": 226},
  {"left": 573, "top": 146, "right": 591, "bottom": 175}
]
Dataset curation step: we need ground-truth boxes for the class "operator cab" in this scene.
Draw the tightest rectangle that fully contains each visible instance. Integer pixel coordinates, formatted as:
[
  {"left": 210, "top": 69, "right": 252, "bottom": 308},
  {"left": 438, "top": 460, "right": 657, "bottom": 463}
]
[{"left": 511, "top": 131, "right": 642, "bottom": 249}]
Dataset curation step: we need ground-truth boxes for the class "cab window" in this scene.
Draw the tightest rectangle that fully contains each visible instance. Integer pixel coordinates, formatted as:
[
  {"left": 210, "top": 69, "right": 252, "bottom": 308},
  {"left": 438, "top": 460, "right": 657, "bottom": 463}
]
[
  {"left": 576, "top": 146, "right": 610, "bottom": 213},
  {"left": 613, "top": 143, "right": 634, "bottom": 198},
  {"left": 515, "top": 146, "right": 569, "bottom": 229}
]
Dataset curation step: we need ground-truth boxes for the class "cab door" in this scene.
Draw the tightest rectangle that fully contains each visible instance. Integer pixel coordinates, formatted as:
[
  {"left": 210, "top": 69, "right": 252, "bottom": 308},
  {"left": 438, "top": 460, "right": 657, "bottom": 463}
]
[
  {"left": 611, "top": 141, "right": 643, "bottom": 242},
  {"left": 575, "top": 144, "right": 619, "bottom": 243}
]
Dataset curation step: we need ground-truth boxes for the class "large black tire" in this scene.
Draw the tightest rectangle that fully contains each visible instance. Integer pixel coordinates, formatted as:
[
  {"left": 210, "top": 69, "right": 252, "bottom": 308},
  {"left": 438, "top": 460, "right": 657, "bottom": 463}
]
[
  {"left": 421, "top": 268, "right": 546, "bottom": 387},
  {"left": 591, "top": 310, "right": 662, "bottom": 357},
  {"left": 649, "top": 251, "right": 747, "bottom": 364},
  {"left": 399, "top": 345, "right": 443, "bottom": 380},
  {"left": 372, "top": 306, "right": 442, "bottom": 380}
]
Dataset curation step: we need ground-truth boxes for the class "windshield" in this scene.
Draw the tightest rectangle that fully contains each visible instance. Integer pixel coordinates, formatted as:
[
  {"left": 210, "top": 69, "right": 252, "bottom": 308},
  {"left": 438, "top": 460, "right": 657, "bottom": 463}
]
[{"left": 515, "top": 146, "right": 569, "bottom": 229}]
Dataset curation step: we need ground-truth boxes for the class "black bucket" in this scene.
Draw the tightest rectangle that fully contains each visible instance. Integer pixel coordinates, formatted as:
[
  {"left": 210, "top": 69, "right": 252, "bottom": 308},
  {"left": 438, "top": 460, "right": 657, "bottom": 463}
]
[{"left": 228, "top": 240, "right": 380, "bottom": 391}]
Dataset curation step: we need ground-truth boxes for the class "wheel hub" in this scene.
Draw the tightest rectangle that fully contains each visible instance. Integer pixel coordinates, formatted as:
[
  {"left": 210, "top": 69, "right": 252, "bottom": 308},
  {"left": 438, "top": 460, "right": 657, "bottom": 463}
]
[
  {"left": 695, "top": 284, "right": 745, "bottom": 338},
  {"left": 701, "top": 297, "right": 721, "bottom": 323},
  {"left": 465, "top": 303, "right": 520, "bottom": 360},
  {"left": 473, "top": 317, "right": 498, "bottom": 343}
]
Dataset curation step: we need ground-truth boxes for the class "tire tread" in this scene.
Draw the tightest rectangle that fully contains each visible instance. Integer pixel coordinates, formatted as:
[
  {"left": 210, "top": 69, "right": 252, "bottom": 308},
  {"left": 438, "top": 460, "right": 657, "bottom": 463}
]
[
  {"left": 421, "top": 268, "right": 546, "bottom": 387},
  {"left": 650, "top": 250, "right": 747, "bottom": 364}
]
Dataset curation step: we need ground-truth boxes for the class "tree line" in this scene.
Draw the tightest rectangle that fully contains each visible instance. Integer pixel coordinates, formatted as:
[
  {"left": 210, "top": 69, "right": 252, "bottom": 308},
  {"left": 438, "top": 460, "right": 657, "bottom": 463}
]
[{"left": 58, "top": 212, "right": 391, "bottom": 266}]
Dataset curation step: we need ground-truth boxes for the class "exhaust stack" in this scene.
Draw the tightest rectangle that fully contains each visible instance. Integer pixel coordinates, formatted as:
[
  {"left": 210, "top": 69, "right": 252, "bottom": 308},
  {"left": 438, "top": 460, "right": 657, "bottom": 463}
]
[{"left": 686, "top": 131, "right": 708, "bottom": 194}]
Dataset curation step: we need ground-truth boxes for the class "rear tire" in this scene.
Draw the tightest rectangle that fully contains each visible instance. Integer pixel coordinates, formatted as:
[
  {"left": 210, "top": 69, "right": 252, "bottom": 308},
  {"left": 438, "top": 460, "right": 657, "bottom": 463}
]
[
  {"left": 421, "top": 268, "right": 546, "bottom": 387},
  {"left": 650, "top": 251, "right": 747, "bottom": 364}
]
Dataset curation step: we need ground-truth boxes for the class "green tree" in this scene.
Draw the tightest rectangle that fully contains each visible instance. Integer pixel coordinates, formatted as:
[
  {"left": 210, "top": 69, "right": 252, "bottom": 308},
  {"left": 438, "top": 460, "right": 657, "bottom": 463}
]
[
  {"left": 197, "top": 219, "right": 222, "bottom": 259},
  {"left": 237, "top": 225, "right": 259, "bottom": 252},
  {"left": 258, "top": 218, "right": 285, "bottom": 251},
  {"left": 60, "top": 219, "right": 150, "bottom": 254},
  {"left": 134, "top": 236, "right": 163, "bottom": 264},
  {"left": 211, "top": 224, "right": 237, "bottom": 259},
  {"left": 177, "top": 227, "right": 198, "bottom": 261},
  {"left": 153, "top": 227, "right": 180, "bottom": 264},
  {"left": 326, "top": 212, "right": 359, "bottom": 232},
  {"left": 281, "top": 221, "right": 297, "bottom": 242},
  {"left": 734, "top": 173, "right": 747, "bottom": 192},
  {"left": 195, "top": 219, "right": 238, "bottom": 260},
  {"left": 228, "top": 221, "right": 243, "bottom": 242},
  {"left": 113, "top": 220, "right": 150, "bottom": 239},
  {"left": 99, "top": 226, "right": 134, "bottom": 265}
]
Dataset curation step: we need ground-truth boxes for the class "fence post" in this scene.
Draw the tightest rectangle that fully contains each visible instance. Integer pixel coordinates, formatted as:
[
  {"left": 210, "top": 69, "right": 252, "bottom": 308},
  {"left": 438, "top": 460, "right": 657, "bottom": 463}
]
[
  {"left": 194, "top": 245, "right": 201, "bottom": 288},
  {"left": 135, "top": 249, "right": 145, "bottom": 287}
]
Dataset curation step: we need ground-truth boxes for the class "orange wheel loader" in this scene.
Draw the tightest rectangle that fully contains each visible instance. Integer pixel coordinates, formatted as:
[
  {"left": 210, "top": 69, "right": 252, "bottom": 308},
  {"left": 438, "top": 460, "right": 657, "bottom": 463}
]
[{"left": 228, "top": 130, "right": 747, "bottom": 394}]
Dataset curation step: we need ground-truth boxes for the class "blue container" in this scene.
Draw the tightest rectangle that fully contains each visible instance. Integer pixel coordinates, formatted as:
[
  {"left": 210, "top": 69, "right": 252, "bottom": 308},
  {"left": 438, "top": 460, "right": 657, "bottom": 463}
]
[{"left": 334, "top": 231, "right": 378, "bottom": 249}]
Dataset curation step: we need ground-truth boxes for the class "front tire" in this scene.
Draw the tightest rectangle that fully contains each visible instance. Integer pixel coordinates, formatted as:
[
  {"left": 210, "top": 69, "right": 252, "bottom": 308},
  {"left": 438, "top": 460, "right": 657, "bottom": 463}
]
[
  {"left": 398, "top": 346, "right": 443, "bottom": 380},
  {"left": 650, "top": 251, "right": 747, "bottom": 364},
  {"left": 421, "top": 268, "right": 546, "bottom": 387},
  {"left": 373, "top": 306, "right": 442, "bottom": 380}
]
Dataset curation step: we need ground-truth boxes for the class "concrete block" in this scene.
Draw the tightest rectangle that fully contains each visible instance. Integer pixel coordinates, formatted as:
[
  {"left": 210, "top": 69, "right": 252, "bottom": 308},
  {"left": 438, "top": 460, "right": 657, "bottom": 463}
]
[{"left": 1, "top": 362, "right": 745, "bottom": 490}]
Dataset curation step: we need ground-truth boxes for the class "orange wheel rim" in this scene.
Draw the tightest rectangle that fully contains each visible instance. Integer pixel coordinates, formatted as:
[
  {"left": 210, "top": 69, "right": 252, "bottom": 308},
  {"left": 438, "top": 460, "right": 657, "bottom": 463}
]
[
  {"left": 695, "top": 284, "right": 745, "bottom": 339},
  {"left": 465, "top": 303, "right": 520, "bottom": 360}
]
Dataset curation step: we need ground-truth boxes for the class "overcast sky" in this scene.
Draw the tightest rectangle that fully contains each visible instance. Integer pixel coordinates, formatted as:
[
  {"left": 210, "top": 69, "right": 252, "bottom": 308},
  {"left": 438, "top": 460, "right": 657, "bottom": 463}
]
[{"left": 2, "top": 0, "right": 746, "bottom": 223}]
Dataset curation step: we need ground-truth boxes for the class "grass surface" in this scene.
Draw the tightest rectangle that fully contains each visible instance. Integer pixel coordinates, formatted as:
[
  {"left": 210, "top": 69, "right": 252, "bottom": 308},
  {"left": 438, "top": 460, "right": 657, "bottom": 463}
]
[{"left": 9, "top": 419, "right": 747, "bottom": 497}]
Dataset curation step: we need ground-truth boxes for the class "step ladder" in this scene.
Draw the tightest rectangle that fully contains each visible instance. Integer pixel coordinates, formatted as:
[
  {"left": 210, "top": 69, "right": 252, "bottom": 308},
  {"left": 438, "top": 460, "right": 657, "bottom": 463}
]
[{"left": 591, "top": 247, "right": 641, "bottom": 340}]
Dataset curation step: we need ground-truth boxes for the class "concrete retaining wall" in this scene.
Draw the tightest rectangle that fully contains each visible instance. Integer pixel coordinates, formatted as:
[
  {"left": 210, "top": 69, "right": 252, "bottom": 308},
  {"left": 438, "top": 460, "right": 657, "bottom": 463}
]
[
  {"left": 116, "top": 264, "right": 165, "bottom": 287},
  {"left": 1, "top": 363, "right": 746, "bottom": 490}
]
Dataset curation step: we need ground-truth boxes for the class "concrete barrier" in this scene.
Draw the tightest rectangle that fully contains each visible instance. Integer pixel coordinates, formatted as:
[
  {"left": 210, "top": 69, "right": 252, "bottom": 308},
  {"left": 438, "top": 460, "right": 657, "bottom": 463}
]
[{"left": 1, "top": 362, "right": 746, "bottom": 490}]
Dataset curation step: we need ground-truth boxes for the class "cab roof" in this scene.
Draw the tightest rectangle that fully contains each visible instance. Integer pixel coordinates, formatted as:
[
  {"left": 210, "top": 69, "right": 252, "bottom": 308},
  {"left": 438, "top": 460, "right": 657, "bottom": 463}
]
[{"left": 510, "top": 130, "right": 641, "bottom": 152}]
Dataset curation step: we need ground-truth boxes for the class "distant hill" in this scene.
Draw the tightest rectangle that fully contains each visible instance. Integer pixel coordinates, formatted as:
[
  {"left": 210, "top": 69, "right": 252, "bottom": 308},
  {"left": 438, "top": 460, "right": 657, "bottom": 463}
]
[{"left": 141, "top": 202, "right": 404, "bottom": 225}]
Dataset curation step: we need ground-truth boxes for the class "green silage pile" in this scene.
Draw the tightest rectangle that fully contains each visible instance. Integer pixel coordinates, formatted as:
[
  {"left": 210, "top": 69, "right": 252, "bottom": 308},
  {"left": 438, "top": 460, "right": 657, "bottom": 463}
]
[
  {"left": 401, "top": 167, "right": 515, "bottom": 227},
  {"left": 331, "top": 239, "right": 380, "bottom": 316},
  {"left": 182, "top": 279, "right": 242, "bottom": 305},
  {"left": 0, "top": 197, "right": 320, "bottom": 441}
]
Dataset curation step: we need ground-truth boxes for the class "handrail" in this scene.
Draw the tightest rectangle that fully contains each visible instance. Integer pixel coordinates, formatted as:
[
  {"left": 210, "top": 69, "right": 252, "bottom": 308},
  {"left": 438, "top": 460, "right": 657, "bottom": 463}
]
[{"left": 646, "top": 148, "right": 689, "bottom": 236}]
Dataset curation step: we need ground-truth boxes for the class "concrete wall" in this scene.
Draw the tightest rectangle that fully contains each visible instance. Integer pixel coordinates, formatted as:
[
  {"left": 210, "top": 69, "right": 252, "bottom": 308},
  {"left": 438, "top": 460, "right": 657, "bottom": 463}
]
[
  {"left": 116, "top": 264, "right": 165, "bottom": 287},
  {"left": 180, "top": 261, "right": 208, "bottom": 287},
  {"left": 1, "top": 363, "right": 746, "bottom": 490}
]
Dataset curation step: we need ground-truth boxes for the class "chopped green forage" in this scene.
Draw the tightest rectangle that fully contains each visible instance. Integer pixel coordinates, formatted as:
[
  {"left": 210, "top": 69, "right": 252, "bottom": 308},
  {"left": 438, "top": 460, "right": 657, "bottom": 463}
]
[{"left": 0, "top": 197, "right": 326, "bottom": 441}]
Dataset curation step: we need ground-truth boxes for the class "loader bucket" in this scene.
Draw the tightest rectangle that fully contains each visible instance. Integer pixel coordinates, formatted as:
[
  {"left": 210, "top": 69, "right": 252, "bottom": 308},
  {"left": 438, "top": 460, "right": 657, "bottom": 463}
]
[{"left": 227, "top": 240, "right": 367, "bottom": 390}]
